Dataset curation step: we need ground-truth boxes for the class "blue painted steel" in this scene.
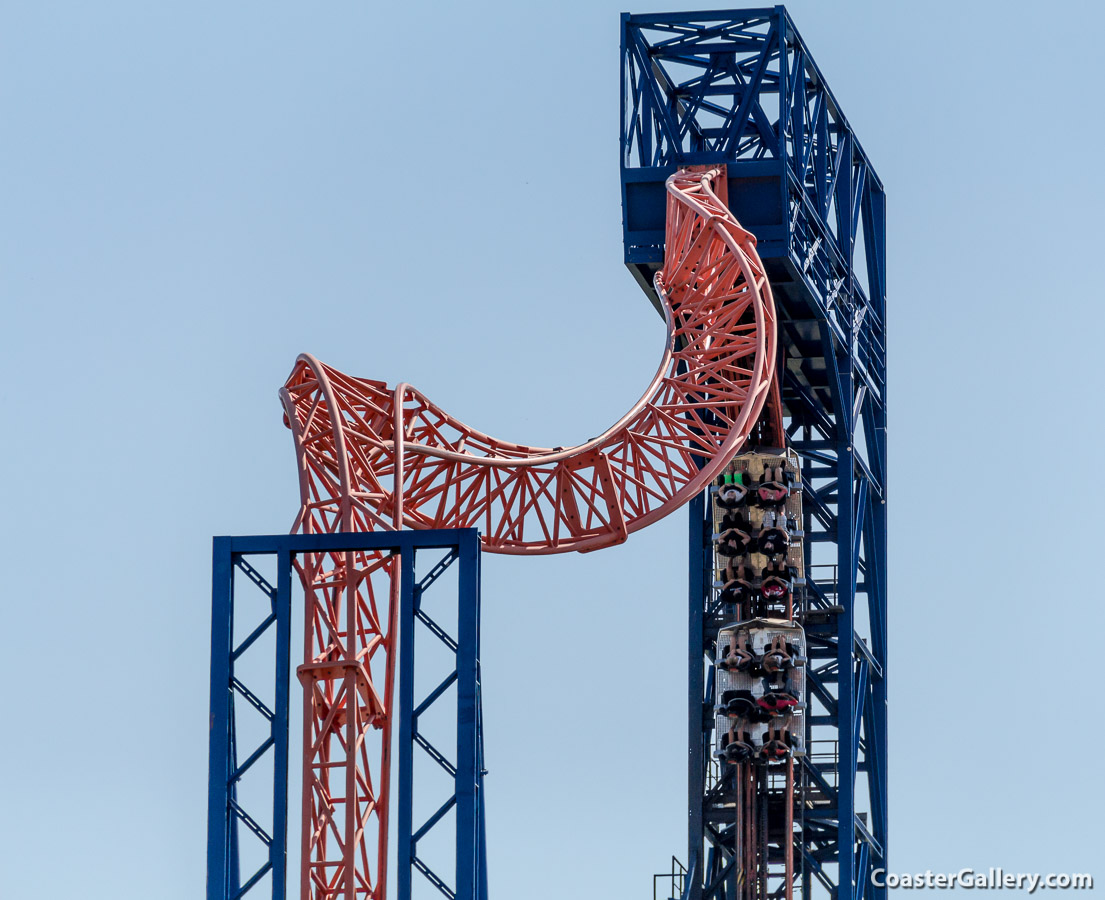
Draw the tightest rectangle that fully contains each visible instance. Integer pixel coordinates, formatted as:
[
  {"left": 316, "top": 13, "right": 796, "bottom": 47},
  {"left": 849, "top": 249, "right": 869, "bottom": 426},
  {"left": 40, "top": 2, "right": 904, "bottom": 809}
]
[
  {"left": 620, "top": 8, "right": 886, "bottom": 351},
  {"left": 207, "top": 538, "right": 235, "bottom": 900},
  {"left": 397, "top": 532, "right": 487, "bottom": 900},
  {"left": 206, "top": 528, "right": 485, "bottom": 900},
  {"left": 455, "top": 539, "right": 482, "bottom": 900},
  {"left": 621, "top": 8, "right": 887, "bottom": 900},
  {"left": 686, "top": 491, "right": 707, "bottom": 890},
  {"left": 206, "top": 537, "right": 291, "bottom": 900},
  {"left": 272, "top": 551, "right": 292, "bottom": 896},
  {"left": 397, "top": 547, "right": 417, "bottom": 900}
]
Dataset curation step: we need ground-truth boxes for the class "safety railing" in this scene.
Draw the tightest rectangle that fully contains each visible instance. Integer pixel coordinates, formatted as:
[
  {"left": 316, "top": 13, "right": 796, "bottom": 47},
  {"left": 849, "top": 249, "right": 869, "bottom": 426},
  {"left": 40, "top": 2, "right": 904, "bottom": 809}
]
[{"left": 653, "top": 856, "right": 688, "bottom": 900}]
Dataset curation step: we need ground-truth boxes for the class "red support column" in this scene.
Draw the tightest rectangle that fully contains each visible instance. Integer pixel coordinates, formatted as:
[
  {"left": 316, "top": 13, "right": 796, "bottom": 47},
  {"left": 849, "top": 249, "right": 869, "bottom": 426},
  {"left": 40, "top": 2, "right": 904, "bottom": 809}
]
[{"left": 296, "top": 549, "right": 396, "bottom": 899}]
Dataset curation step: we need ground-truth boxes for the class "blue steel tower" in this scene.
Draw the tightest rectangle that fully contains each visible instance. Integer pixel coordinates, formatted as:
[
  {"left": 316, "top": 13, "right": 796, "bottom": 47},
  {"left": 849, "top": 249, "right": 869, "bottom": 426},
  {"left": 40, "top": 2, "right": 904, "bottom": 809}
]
[{"left": 620, "top": 9, "right": 888, "bottom": 900}]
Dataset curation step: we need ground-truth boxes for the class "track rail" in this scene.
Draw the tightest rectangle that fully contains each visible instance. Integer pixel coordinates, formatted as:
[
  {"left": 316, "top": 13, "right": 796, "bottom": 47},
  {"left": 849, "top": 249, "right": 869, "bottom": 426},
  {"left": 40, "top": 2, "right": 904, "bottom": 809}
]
[
  {"left": 281, "top": 165, "right": 777, "bottom": 555},
  {"left": 278, "top": 164, "right": 778, "bottom": 899}
]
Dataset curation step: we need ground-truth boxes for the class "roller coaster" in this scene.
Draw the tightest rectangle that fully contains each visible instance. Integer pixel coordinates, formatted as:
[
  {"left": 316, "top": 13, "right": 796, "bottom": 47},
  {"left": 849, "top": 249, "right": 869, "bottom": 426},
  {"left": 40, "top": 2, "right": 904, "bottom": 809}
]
[{"left": 207, "top": 8, "right": 887, "bottom": 900}]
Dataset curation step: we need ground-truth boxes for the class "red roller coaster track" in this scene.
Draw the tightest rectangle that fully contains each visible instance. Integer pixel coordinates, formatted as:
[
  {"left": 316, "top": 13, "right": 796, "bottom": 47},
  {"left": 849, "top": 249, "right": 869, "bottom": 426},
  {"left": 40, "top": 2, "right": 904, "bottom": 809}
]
[{"left": 279, "top": 165, "right": 779, "bottom": 899}]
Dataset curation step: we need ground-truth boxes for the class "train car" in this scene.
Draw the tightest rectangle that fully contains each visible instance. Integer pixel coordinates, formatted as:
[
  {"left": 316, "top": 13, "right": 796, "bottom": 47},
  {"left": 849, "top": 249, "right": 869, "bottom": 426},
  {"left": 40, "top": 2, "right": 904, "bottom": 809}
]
[
  {"left": 711, "top": 449, "right": 804, "bottom": 622},
  {"left": 714, "top": 619, "right": 807, "bottom": 764}
]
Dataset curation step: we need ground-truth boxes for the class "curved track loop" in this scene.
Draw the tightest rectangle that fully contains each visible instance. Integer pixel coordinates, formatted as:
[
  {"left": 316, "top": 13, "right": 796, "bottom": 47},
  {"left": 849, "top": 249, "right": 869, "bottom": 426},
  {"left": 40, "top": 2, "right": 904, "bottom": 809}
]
[
  {"left": 281, "top": 165, "right": 778, "bottom": 555},
  {"left": 279, "top": 164, "right": 777, "bottom": 900}
]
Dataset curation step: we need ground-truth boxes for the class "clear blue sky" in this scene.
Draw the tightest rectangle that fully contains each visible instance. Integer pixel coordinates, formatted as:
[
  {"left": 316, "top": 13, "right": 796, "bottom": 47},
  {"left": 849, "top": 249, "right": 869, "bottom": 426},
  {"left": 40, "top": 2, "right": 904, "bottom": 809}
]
[{"left": 2, "top": 1, "right": 1103, "bottom": 897}]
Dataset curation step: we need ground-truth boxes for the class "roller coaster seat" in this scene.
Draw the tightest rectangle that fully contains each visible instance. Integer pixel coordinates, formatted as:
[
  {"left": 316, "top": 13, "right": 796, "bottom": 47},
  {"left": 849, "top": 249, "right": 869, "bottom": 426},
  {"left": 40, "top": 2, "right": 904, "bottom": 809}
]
[
  {"left": 761, "top": 636, "right": 792, "bottom": 674},
  {"left": 760, "top": 575, "right": 789, "bottom": 601},
  {"left": 720, "top": 689, "right": 758, "bottom": 719},
  {"left": 754, "top": 465, "right": 792, "bottom": 507},
  {"left": 760, "top": 724, "right": 793, "bottom": 763},
  {"left": 722, "top": 729, "right": 756, "bottom": 764},
  {"left": 716, "top": 472, "right": 751, "bottom": 509},
  {"left": 720, "top": 571, "right": 754, "bottom": 608},
  {"left": 757, "top": 527, "right": 789, "bottom": 557},
  {"left": 757, "top": 689, "right": 799, "bottom": 713},
  {"left": 718, "top": 632, "right": 756, "bottom": 672},
  {"left": 717, "top": 525, "right": 753, "bottom": 558}
]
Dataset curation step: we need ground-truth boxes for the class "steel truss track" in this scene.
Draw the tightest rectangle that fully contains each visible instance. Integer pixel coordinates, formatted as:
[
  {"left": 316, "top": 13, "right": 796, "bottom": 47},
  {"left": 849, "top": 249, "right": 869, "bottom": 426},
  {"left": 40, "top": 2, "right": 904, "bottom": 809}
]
[{"left": 277, "top": 162, "right": 781, "bottom": 898}]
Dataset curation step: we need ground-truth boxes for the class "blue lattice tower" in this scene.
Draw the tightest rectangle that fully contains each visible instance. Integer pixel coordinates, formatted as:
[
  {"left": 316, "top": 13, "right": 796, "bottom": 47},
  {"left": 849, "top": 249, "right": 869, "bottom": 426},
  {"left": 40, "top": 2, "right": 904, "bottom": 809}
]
[
  {"left": 206, "top": 531, "right": 486, "bottom": 900},
  {"left": 620, "top": 8, "right": 887, "bottom": 900}
]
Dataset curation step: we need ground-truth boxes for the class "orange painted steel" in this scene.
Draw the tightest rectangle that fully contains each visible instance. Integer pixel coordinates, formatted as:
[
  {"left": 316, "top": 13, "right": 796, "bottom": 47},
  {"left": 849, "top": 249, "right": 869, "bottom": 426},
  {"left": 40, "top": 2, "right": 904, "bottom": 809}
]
[{"left": 278, "top": 164, "right": 778, "bottom": 899}]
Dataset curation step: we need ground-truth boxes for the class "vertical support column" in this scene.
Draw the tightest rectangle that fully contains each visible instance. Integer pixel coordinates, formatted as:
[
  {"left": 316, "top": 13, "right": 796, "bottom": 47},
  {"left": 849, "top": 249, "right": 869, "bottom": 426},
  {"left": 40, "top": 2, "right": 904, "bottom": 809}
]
[
  {"left": 298, "top": 560, "right": 313, "bottom": 900},
  {"left": 478, "top": 766, "right": 489, "bottom": 900},
  {"left": 863, "top": 401, "right": 888, "bottom": 900},
  {"left": 776, "top": 5, "right": 790, "bottom": 234},
  {"left": 834, "top": 371, "right": 857, "bottom": 900},
  {"left": 687, "top": 492, "right": 706, "bottom": 900},
  {"left": 456, "top": 533, "right": 481, "bottom": 900},
  {"left": 272, "top": 551, "right": 292, "bottom": 898},
  {"left": 868, "top": 488, "right": 888, "bottom": 900},
  {"left": 207, "top": 539, "right": 291, "bottom": 900},
  {"left": 393, "top": 529, "right": 484, "bottom": 900},
  {"left": 397, "top": 547, "right": 417, "bottom": 900},
  {"left": 207, "top": 538, "right": 235, "bottom": 900},
  {"left": 864, "top": 183, "right": 888, "bottom": 896}
]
